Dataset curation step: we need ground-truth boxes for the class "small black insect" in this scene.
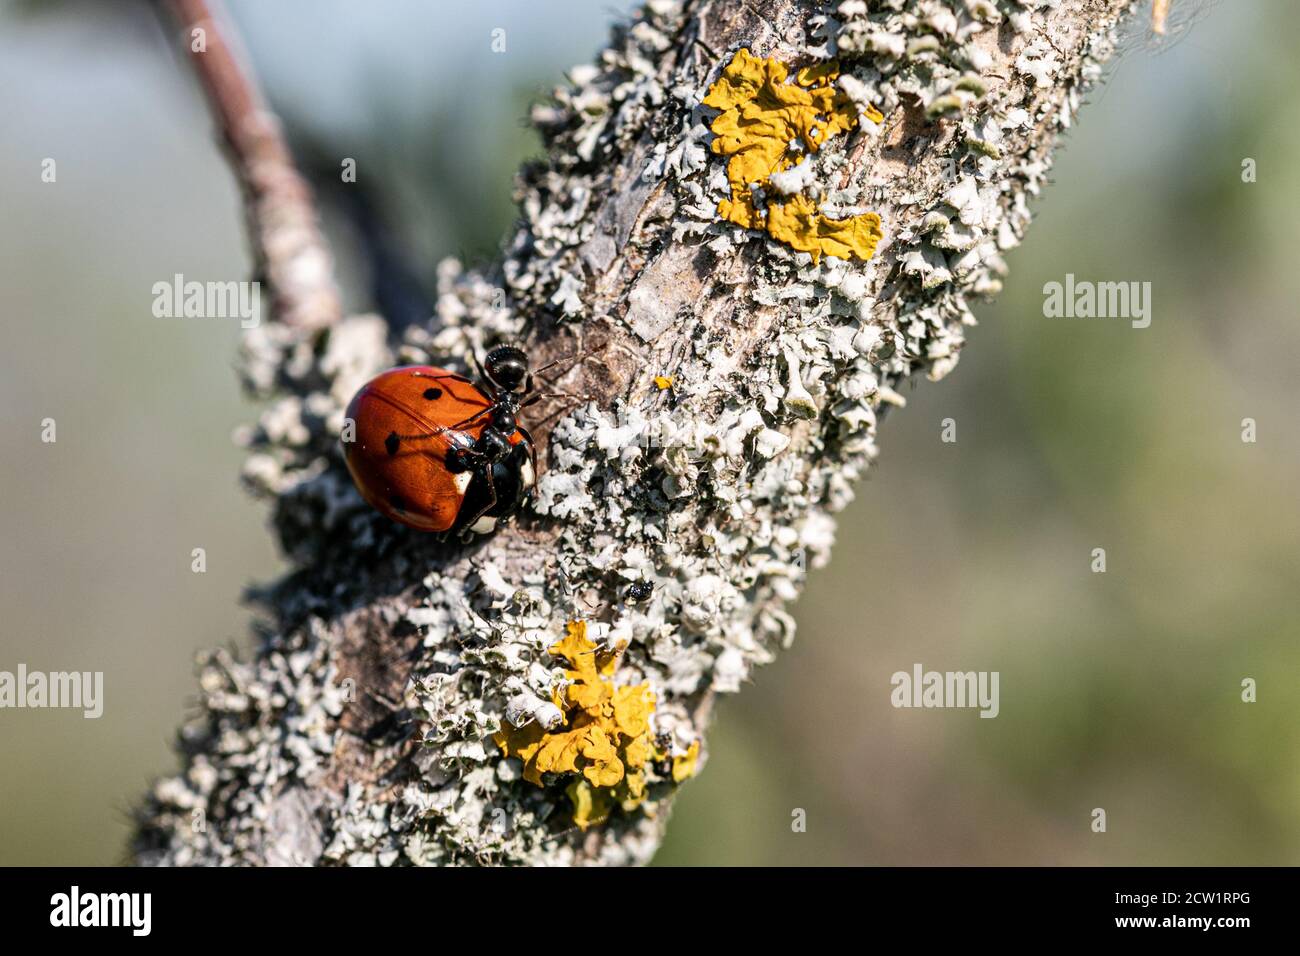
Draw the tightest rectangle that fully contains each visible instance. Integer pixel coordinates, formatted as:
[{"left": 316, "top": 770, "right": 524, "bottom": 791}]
[{"left": 626, "top": 580, "right": 654, "bottom": 603}]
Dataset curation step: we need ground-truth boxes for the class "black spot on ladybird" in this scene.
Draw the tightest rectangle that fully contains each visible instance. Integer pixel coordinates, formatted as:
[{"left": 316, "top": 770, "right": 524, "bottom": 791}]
[
  {"left": 390, "top": 494, "right": 406, "bottom": 513},
  {"left": 423, "top": 388, "right": 443, "bottom": 400},
  {"left": 385, "top": 431, "right": 400, "bottom": 456}
]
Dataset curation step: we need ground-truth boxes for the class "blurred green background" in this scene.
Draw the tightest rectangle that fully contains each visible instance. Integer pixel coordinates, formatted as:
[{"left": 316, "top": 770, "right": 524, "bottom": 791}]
[{"left": 0, "top": 0, "right": 1295, "bottom": 866}]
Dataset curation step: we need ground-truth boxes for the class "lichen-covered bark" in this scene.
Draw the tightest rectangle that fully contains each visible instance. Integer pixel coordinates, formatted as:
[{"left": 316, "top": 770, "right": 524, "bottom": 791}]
[{"left": 135, "top": 0, "right": 1138, "bottom": 866}]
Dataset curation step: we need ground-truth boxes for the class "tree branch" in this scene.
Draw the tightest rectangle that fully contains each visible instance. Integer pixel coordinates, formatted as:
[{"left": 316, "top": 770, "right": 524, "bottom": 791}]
[
  {"left": 165, "top": 0, "right": 341, "bottom": 331},
  {"left": 136, "top": 0, "right": 1139, "bottom": 866}
]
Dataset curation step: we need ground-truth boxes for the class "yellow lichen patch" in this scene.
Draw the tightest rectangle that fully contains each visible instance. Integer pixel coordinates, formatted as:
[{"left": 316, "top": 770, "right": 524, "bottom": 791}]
[
  {"left": 494, "top": 621, "right": 658, "bottom": 828},
  {"left": 766, "top": 195, "right": 885, "bottom": 262},
  {"left": 653, "top": 375, "right": 674, "bottom": 390},
  {"left": 671, "top": 740, "right": 701, "bottom": 784},
  {"left": 702, "top": 48, "right": 884, "bottom": 263},
  {"left": 567, "top": 779, "right": 613, "bottom": 830}
]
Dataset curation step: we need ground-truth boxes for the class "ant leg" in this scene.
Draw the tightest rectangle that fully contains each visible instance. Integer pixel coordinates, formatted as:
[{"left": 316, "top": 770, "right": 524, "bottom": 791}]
[
  {"left": 383, "top": 428, "right": 454, "bottom": 457},
  {"left": 390, "top": 428, "right": 456, "bottom": 444},
  {"left": 447, "top": 406, "right": 493, "bottom": 431}
]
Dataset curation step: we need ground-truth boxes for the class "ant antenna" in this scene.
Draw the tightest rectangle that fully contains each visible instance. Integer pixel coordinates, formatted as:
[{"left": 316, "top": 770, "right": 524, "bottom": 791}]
[
  {"left": 531, "top": 337, "right": 615, "bottom": 388},
  {"left": 470, "top": 350, "right": 489, "bottom": 384}
]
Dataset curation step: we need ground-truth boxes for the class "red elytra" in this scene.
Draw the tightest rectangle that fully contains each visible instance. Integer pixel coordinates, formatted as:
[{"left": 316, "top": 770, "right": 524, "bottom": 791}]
[{"left": 342, "top": 362, "right": 537, "bottom": 536}]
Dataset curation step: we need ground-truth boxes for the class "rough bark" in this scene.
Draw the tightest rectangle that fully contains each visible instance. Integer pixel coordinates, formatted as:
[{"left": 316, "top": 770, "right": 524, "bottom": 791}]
[{"left": 135, "top": 0, "right": 1139, "bottom": 866}]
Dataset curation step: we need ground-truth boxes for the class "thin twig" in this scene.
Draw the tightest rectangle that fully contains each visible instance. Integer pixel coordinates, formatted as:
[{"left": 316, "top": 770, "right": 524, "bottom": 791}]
[
  {"left": 165, "top": 0, "right": 342, "bottom": 330},
  {"left": 1152, "top": 0, "right": 1172, "bottom": 34}
]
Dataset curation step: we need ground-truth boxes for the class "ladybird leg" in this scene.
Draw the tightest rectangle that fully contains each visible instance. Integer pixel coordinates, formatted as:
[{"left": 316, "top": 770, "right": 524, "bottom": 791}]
[
  {"left": 447, "top": 445, "right": 489, "bottom": 475},
  {"left": 517, "top": 425, "right": 539, "bottom": 494},
  {"left": 457, "top": 468, "right": 499, "bottom": 541}
]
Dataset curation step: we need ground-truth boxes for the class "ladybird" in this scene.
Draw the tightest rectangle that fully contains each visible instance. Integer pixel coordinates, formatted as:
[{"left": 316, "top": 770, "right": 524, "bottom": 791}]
[{"left": 342, "top": 345, "right": 539, "bottom": 537}]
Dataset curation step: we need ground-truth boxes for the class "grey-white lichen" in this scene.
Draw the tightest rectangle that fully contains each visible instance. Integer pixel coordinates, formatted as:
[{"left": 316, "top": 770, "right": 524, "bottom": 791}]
[{"left": 135, "top": 0, "right": 1138, "bottom": 866}]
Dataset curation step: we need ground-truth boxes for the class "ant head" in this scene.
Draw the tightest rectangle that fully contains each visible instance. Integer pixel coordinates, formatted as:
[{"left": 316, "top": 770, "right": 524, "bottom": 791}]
[{"left": 484, "top": 344, "right": 528, "bottom": 393}]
